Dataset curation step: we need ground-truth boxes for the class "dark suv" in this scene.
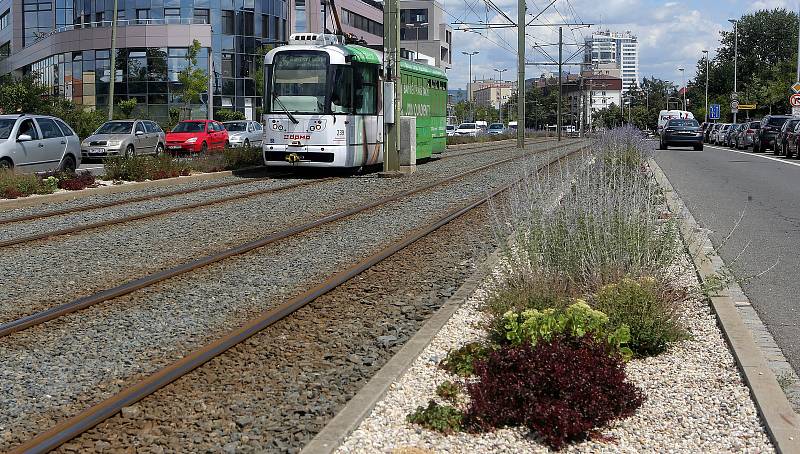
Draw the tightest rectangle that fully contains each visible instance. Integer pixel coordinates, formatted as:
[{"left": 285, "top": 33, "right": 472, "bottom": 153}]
[{"left": 753, "top": 115, "right": 793, "bottom": 152}]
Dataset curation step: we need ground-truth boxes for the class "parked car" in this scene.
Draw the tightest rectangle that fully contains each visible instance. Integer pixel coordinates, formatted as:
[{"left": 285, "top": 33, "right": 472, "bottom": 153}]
[
  {"left": 659, "top": 118, "right": 703, "bottom": 150},
  {"left": 788, "top": 121, "right": 800, "bottom": 158},
  {"left": 775, "top": 117, "right": 800, "bottom": 157},
  {"left": 734, "top": 121, "right": 760, "bottom": 149},
  {"left": 454, "top": 123, "right": 481, "bottom": 137},
  {"left": 223, "top": 120, "right": 263, "bottom": 148},
  {"left": 753, "top": 115, "right": 792, "bottom": 152},
  {"left": 706, "top": 123, "right": 720, "bottom": 143},
  {"left": 0, "top": 114, "right": 81, "bottom": 172},
  {"left": 165, "top": 120, "right": 229, "bottom": 153},
  {"left": 723, "top": 123, "right": 741, "bottom": 147},
  {"left": 446, "top": 125, "right": 456, "bottom": 137},
  {"left": 487, "top": 123, "right": 506, "bottom": 135},
  {"left": 81, "top": 120, "right": 165, "bottom": 161},
  {"left": 713, "top": 124, "right": 731, "bottom": 145}
]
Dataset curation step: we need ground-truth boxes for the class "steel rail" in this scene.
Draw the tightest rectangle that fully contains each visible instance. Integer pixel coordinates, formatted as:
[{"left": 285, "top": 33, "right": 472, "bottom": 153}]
[
  {"left": 0, "top": 178, "right": 334, "bottom": 249},
  {"left": 7, "top": 143, "right": 585, "bottom": 454},
  {"left": 0, "top": 140, "right": 585, "bottom": 338},
  {"left": 0, "top": 140, "right": 550, "bottom": 231}
]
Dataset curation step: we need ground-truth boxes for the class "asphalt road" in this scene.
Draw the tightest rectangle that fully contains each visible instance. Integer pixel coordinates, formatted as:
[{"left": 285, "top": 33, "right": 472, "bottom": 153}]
[{"left": 655, "top": 142, "right": 800, "bottom": 374}]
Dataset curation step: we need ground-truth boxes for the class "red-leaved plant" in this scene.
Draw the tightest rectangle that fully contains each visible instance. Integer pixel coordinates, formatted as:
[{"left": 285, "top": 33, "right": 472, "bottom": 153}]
[{"left": 465, "top": 335, "right": 644, "bottom": 450}]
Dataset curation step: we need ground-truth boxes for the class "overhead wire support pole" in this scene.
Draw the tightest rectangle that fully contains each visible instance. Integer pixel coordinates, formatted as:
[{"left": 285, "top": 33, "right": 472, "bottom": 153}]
[
  {"left": 516, "top": 0, "right": 525, "bottom": 149},
  {"left": 558, "top": 26, "right": 562, "bottom": 142},
  {"left": 108, "top": 0, "right": 119, "bottom": 120},
  {"left": 383, "top": 0, "right": 400, "bottom": 173}
]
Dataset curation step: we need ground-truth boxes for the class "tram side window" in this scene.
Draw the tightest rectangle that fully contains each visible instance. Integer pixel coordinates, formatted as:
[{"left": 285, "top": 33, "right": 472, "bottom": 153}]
[
  {"left": 330, "top": 65, "right": 353, "bottom": 113},
  {"left": 354, "top": 64, "right": 377, "bottom": 115}
]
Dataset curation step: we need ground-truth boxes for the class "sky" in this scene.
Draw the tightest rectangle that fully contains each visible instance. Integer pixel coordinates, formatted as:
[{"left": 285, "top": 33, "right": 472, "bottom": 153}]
[{"left": 442, "top": 0, "right": 796, "bottom": 90}]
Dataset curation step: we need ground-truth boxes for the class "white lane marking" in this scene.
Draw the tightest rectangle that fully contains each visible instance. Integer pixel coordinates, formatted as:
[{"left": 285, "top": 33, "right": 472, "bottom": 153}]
[{"left": 704, "top": 144, "right": 800, "bottom": 168}]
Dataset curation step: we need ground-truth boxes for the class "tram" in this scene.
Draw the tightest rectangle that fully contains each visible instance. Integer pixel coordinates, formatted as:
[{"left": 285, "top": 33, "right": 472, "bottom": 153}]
[{"left": 262, "top": 33, "right": 448, "bottom": 167}]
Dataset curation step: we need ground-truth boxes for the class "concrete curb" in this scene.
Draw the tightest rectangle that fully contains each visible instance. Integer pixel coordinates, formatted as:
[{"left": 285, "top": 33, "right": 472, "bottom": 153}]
[
  {"left": 0, "top": 167, "right": 263, "bottom": 211},
  {"left": 301, "top": 247, "right": 502, "bottom": 454},
  {"left": 650, "top": 158, "right": 800, "bottom": 453}
]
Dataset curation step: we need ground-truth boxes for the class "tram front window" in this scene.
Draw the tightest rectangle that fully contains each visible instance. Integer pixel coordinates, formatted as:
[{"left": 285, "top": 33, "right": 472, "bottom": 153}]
[{"left": 270, "top": 52, "right": 354, "bottom": 115}]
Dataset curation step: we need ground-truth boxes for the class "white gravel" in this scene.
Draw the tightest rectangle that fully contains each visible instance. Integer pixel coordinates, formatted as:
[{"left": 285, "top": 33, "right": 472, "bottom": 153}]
[{"left": 335, "top": 254, "right": 775, "bottom": 453}]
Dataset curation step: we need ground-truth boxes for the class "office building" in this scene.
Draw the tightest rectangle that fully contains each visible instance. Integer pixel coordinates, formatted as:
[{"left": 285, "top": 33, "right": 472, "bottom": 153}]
[{"left": 583, "top": 30, "right": 638, "bottom": 94}]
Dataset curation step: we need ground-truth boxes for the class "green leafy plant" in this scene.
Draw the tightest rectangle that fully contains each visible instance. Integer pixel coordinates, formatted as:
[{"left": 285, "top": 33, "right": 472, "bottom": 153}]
[
  {"left": 176, "top": 39, "right": 210, "bottom": 118},
  {"left": 214, "top": 109, "right": 246, "bottom": 122},
  {"left": 439, "top": 342, "right": 491, "bottom": 377},
  {"left": 593, "top": 277, "right": 689, "bottom": 357},
  {"left": 116, "top": 99, "right": 138, "bottom": 119},
  {"left": 499, "top": 301, "right": 633, "bottom": 360},
  {"left": 435, "top": 381, "right": 462, "bottom": 403},
  {"left": 103, "top": 155, "right": 190, "bottom": 181},
  {"left": 407, "top": 400, "right": 463, "bottom": 434},
  {"left": 0, "top": 170, "right": 58, "bottom": 198}
]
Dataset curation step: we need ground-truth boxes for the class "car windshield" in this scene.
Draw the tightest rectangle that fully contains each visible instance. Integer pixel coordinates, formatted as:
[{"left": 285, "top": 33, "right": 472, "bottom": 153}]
[
  {"left": 489, "top": 124, "right": 503, "bottom": 129},
  {"left": 0, "top": 119, "right": 15, "bottom": 139},
  {"left": 458, "top": 123, "right": 476, "bottom": 129},
  {"left": 446, "top": 125, "right": 455, "bottom": 130},
  {"left": 96, "top": 122, "right": 133, "bottom": 134},
  {"left": 667, "top": 119, "right": 699, "bottom": 127},
  {"left": 172, "top": 122, "right": 206, "bottom": 133},
  {"left": 767, "top": 117, "right": 789, "bottom": 126},
  {"left": 224, "top": 122, "right": 248, "bottom": 132}
]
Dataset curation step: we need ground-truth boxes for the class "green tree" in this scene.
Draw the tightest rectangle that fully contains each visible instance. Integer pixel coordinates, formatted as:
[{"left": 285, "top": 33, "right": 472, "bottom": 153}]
[
  {"left": 0, "top": 74, "right": 49, "bottom": 114},
  {"left": 116, "top": 99, "right": 138, "bottom": 119},
  {"left": 214, "top": 108, "right": 246, "bottom": 122},
  {"left": 176, "top": 39, "right": 210, "bottom": 119}
]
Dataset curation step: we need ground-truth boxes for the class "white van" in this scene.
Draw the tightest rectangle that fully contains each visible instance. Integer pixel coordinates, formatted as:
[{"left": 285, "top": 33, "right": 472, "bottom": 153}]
[{"left": 658, "top": 110, "right": 694, "bottom": 133}]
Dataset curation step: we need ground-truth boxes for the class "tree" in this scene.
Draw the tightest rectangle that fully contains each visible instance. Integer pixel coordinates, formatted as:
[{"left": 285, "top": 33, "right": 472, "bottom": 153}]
[
  {"left": 0, "top": 74, "right": 49, "bottom": 114},
  {"left": 176, "top": 39, "right": 210, "bottom": 119},
  {"left": 116, "top": 99, "right": 138, "bottom": 119}
]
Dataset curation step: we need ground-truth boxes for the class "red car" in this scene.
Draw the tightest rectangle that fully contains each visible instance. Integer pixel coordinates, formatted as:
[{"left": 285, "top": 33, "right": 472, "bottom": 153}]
[{"left": 165, "top": 120, "right": 229, "bottom": 153}]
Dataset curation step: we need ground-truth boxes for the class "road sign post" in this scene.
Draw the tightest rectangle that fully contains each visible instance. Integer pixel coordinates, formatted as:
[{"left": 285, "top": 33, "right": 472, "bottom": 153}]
[{"left": 731, "top": 100, "right": 739, "bottom": 115}]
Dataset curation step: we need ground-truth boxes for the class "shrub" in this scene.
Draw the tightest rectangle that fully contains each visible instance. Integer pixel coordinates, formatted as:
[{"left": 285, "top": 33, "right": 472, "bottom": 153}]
[
  {"left": 222, "top": 145, "right": 262, "bottom": 169},
  {"left": 498, "top": 301, "right": 633, "bottom": 359},
  {"left": 435, "top": 381, "right": 462, "bottom": 403},
  {"left": 407, "top": 400, "right": 463, "bottom": 434},
  {"left": 593, "top": 277, "right": 689, "bottom": 357},
  {"left": 104, "top": 156, "right": 190, "bottom": 181},
  {"left": 57, "top": 171, "right": 96, "bottom": 191},
  {"left": 0, "top": 171, "right": 57, "bottom": 198},
  {"left": 439, "top": 342, "right": 491, "bottom": 377},
  {"left": 116, "top": 99, "right": 138, "bottom": 119},
  {"left": 465, "top": 335, "right": 644, "bottom": 450},
  {"left": 215, "top": 108, "right": 246, "bottom": 122}
]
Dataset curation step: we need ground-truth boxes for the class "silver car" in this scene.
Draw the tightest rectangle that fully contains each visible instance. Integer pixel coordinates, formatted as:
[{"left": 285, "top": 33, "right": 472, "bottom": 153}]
[
  {"left": 81, "top": 120, "right": 166, "bottom": 159},
  {"left": 0, "top": 114, "right": 81, "bottom": 172},
  {"left": 223, "top": 120, "right": 263, "bottom": 148}
]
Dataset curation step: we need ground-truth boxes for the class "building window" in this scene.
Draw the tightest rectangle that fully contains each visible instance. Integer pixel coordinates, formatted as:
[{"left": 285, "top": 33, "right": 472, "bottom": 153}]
[
  {"left": 136, "top": 9, "right": 150, "bottom": 24},
  {"left": 342, "top": 8, "right": 381, "bottom": 37},
  {"left": 221, "top": 10, "right": 234, "bottom": 35},
  {"left": 243, "top": 11, "right": 254, "bottom": 36},
  {"left": 164, "top": 8, "right": 181, "bottom": 24},
  {"left": 261, "top": 14, "right": 270, "bottom": 38},
  {"left": 193, "top": 8, "right": 210, "bottom": 24},
  {"left": 294, "top": 0, "right": 306, "bottom": 32},
  {"left": 0, "top": 42, "right": 9, "bottom": 61},
  {"left": 23, "top": 0, "right": 53, "bottom": 47},
  {"left": 221, "top": 53, "right": 233, "bottom": 77},
  {"left": 0, "top": 10, "right": 9, "bottom": 30},
  {"left": 95, "top": 12, "right": 104, "bottom": 23}
]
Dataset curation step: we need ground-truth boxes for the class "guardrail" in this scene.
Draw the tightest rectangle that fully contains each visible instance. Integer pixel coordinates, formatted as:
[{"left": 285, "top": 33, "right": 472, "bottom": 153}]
[{"left": 34, "top": 18, "right": 209, "bottom": 42}]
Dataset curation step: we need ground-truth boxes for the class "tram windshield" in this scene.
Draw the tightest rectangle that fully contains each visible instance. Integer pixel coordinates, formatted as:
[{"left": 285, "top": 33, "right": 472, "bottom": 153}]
[{"left": 269, "top": 51, "right": 354, "bottom": 115}]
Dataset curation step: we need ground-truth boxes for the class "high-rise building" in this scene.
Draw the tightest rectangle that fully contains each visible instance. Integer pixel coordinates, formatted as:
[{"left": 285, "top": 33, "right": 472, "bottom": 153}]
[{"left": 583, "top": 30, "right": 638, "bottom": 95}]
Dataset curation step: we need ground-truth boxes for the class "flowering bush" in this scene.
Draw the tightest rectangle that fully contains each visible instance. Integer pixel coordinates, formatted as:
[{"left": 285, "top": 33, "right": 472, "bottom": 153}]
[{"left": 466, "top": 335, "right": 644, "bottom": 449}]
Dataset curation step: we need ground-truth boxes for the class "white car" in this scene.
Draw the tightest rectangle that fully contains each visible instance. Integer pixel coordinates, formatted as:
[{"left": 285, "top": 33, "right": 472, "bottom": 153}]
[
  {"left": 0, "top": 114, "right": 81, "bottom": 172},
  {"left": 455, "top": 123, "right": 481, "bottom": 137},
  {"left": 446, "top": 125, "right": 456, "bottom": 137},
  {"left": 223, "top": 120, "right": 263, "bottom": 148}
]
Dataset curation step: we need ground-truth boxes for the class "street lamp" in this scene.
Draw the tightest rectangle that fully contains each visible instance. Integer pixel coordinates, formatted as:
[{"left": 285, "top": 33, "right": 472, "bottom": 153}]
[
  {"left": 678, "top": 67, "right": 686, "bottom": 110},
  {"left": 407, "top": 22, "right": 429, "bottom": 57},
  {"left": 462, "top": 50, "right": 479, "bottom": 121},
  {"left": 702, "top": 50, "right": 709, "bottom": 122},
  {"left": 494, "top": 68, "right": 507, "bottom": 124},
  {"left": 729, "top": 18, "right": 738, "bottom": 123}
]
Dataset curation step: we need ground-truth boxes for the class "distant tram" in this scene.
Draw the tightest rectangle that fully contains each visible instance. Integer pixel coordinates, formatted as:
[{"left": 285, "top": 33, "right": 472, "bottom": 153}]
[{"left": 262, "top": 33, "right": 448, "bottom": 167}]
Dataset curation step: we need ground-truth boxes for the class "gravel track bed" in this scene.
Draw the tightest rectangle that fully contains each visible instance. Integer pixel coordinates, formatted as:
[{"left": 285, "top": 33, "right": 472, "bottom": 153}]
[
  {"left": 335, "top": 254, "right": 774, "bottom": 453},
  {"left": 0, "top": 143, "right": 583, "bottom": 452},
  {"left": 0, "top": 140, "right": 580, "bottom": 325},
  {"left": 50, "top": 151, "right": 581, "bottom": 454}
]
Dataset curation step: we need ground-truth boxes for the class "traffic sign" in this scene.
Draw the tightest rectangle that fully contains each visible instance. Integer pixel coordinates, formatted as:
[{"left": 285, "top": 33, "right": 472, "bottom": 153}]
[
  {"left": 731, "top": 100, "right": 739, "bottom": 113},
  {"left": 790, "top": 94, "right": 800, "bottom": 107},
  {"left": 731, "top": 92, "right": 739, "bottom": 101},
  {"left": 792, "top": 82, "right": 800, "bottom": 93},
  {"left": 737, "top": 104, "right": 757, "bottom": 110},
  {"left": 709, "top": 104, "right": 721, "bottom": 120}
]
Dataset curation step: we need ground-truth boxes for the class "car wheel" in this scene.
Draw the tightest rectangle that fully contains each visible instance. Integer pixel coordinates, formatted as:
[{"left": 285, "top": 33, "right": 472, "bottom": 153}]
[
  {"left": 155, "top": 143, "right": 165, "bottom": 156},
  {"left": 125, "top": 145, "right": 135, "bottom": 158},
  {"left": 753, "top": 141, "right": 760, "bottom": 153},
  {"left": 659, "top": 139, "right": 666, "bottom": 150},
  {"left": 60, "top": 154, "right": 76, "bottom": 173},
  {"left": 786, "top": 144, "right": 793, "bottom": 158},
  {"left": 200, "top": 142, "right": 208, "bottom": 153},
  {"left": 0, "top": 158, "right": 12, "bottom": 170},
  {"left": 244, "top": 139, "right": 250, "bottom": 149}
]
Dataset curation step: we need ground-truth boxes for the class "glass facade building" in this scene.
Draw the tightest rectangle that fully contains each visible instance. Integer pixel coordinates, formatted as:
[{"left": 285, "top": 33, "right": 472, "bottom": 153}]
[{"left": 1, "top": 0, "right": 289, "bottom": 121}]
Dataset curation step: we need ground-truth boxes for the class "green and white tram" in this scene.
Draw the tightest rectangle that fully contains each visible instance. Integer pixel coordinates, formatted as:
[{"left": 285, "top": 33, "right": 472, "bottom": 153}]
[{"left": 262, "top": 33, "right": 447, "bottom": 167}]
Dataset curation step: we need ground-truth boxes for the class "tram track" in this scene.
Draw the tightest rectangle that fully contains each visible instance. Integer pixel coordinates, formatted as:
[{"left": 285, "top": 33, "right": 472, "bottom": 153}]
[
  {"left": 0, "top": 138, "right": 553, "bottom": 249},
  {"left": 6, "top": 139, "right": 586, "bottom": 454},
  {"left": 0, "top": 139, "right": 583, "bottom": 338}
]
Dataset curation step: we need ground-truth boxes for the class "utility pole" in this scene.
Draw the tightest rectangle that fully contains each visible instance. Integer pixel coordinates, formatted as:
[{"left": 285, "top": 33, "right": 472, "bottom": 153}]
[
  {"left": 516, "top": 0, "right": 525, "bottom": 148},
  {"left": 462, "top": 51, "right": 478, "bottom": 121},
  {"left": 494, "top": 68, "right": 507, "bottom": 124},
  {"left": 678, "top": 67, "right": 685, "bottom": 110},
  {"left": 107, "top": 0, "right": 119, "bottom": 120},
  {"left": 383, "top": 0, "right": 400, "bottom": 173},
  {"left": 702, "top": 50, "right": 709, "bottom": 122},
  {"left": 557, "top": 26, "right": 562, "bottom": 142},
  {"left": 729, "top": 18, "right": 738, "bottom": 123}
]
